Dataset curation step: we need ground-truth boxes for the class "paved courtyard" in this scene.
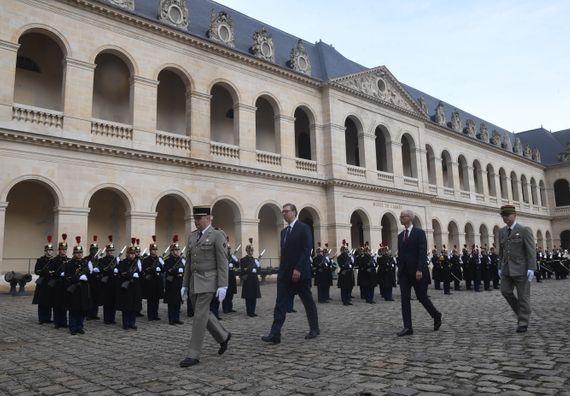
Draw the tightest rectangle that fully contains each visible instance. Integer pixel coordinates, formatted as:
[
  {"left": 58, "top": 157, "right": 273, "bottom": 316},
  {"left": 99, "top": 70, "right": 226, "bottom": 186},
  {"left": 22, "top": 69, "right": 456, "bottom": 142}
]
[{"left": 0, "top": 278, "right": 569, "bottom": 395}]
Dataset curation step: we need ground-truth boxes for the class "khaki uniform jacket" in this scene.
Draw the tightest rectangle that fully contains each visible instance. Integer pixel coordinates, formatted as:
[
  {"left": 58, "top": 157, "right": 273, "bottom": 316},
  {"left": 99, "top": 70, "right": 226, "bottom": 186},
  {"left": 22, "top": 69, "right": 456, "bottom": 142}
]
[
  {"left": 498, "top": 223, "right": 536, "bottom": 277},
  {"left": 183, "top": 227, "right": 228, "bottom": 294}
]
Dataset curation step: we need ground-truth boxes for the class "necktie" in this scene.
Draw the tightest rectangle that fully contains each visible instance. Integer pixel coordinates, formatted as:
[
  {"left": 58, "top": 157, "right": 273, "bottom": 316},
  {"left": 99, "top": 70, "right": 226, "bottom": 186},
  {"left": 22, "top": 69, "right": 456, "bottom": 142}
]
[
  {"left": 198, "top": 231, "right": 203, "bottom": 240},
  {"left": 404, "top": 229, "right": 409, "bottom": 241},
  {"left": 507, "top": 228, "right": 511, "bottom": 237},
  {"left": 284, "top": 226, "right": 291, "bottom": 243}
]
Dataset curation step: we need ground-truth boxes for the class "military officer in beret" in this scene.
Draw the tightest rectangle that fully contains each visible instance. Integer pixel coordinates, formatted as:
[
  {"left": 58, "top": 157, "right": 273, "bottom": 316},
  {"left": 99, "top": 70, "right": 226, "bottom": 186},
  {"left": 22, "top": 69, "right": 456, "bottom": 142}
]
[
  {"left": 180, "top": 206, "right": 231, "bottom": 367},
  {"left": 498, "top": 205, "right": 536, "bottom": 333}
]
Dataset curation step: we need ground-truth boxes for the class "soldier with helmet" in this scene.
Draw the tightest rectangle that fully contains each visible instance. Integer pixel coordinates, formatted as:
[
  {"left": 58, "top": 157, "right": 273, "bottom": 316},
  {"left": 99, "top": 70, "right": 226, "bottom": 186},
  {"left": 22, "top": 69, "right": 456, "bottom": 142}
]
[
  {"left": 358, "top": 242, "right": 377, "bottom": 304},
  {"left": 223, "top": 237, "right": 239, "bottom": 314},
  {"left": 32, "top": 235, "right": 55, "bottom": 324},
  {"left": 336, "top": 240, "right": 354, "bottom": 305},
  {"left": 99, "top": 235, "right": 119, "bottom": 324},
  {"left": 313, "top": 243, "right": 328, "bottom": 303},
  {"left": 64, "top": 236, "right": 91, "bottom": 335},
  {"left": 462, "top": 244, "right": 474, "bottom": 290},
  {"left": 85, "top": 235, "right": 101, "bottom": 320},
  {"left": 440, "top": 245, "right": 452, "bottom": 295},
  {"left": 164, "top": 235, "right": 185, "bottom": 325},
  {"left": 489, "top": 244, "right": 500, "bottom": 289},
  {"left": 450, "top": 245, "right": 463, "bottom": 291},
  {"left": 430, "top": 246, "right": 442, "bottom": 290},
  {"left": 240, "top": 238, "right": 261, "bottom": 317},
  {"left": 481, "top": 244, "right": 492, "bottom": 291},
  {"left": 47, "top": 234, "right": 70, "bottom": 329},
  {"left": 322, "top": 244, "right": 334, "bottom": 301},
  {"left": 142, "top": 235, "right": 164, "bottom": 321},
  {"left": 376, "top": 244, "right": 396, "bottom": 301},
  {"left": 116, "top": 239, "right": 143, "bottom": 330}
]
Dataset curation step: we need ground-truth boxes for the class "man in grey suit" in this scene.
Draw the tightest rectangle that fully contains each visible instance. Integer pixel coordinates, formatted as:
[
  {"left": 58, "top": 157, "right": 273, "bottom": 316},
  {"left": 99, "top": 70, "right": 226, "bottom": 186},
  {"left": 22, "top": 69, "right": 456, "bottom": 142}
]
[
  {"left": 498, "top": 204, "right": 536, "bottom": 333},
  {"left": 179, "top": 206, "right": 231, "bottom": 367}
]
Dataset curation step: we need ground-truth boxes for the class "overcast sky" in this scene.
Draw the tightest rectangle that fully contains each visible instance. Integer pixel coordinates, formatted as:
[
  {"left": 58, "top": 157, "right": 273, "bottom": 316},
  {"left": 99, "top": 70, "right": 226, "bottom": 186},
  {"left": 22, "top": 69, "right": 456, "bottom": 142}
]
[{"left": 216, "top": 0, "right": 570, "bottom": 133}]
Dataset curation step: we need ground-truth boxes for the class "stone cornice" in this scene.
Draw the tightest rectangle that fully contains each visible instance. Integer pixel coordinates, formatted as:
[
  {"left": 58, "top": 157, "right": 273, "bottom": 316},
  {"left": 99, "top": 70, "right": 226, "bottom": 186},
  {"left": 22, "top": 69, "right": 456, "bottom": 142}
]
[
  {"left": 190, "top": 91, "right": 212, "bottom": 101},
  {"left": 61, "top": 0, "right": 322, "bottom": 88},
  {"left": 65, "top": 57, "right": 96, "bottom": 71},
  {"left": 126, "top": 211, "right": 157, "bottom": 219},
  {"left": 54, "top": 206, "right": 91, "bottom": 215},
  {"left": 0, "top": 39, "right": 20, "bottom": 52},
  {"left": 424, "top": 122, "right": 545, "bottom": 169},
  {"left": 131, "top": 75, "right": 159, "bottom": 87}
]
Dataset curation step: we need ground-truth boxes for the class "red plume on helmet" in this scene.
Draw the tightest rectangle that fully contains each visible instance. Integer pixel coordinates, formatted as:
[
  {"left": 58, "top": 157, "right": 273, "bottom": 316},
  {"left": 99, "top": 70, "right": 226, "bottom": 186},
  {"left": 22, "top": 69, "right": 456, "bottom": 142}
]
[
  {"left": 75, "top": 236, "right": 81, "bottom": 244},
  {"left": 131, "top": 237, "right": 136, "bottom": 245},
  {"left": 93, "top": 235, "right": 98, "bottom": 242},
  {"left": 248, "top": 237, "right": 253, "bottom": 244},
  {"left": 62, "top": 233, "right": 67, "bottom": 241},
  {"left": 108, "top": 235, "right": 113, "bottom": 242},
  {"left": 47, "top": 235, "right": 53, "bottom": 243},
  {"left": 152, "top": 235, "right": 156, "bottom": 242},
  {"left": 325, "top": 243, "right": 329, "bottom": 248},
  {"left": 173, "top": 235, "right": 179, "bottom": 243},
  {"left": 136, "top": 238, "right": 140, "bottom": 245}
]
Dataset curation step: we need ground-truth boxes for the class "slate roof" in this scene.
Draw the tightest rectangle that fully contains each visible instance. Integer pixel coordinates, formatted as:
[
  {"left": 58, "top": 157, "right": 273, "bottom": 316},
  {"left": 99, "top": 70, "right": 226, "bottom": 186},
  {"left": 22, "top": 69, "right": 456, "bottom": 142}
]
[{"left": 97, "top": 0, "right": 568, "bottom": 166}]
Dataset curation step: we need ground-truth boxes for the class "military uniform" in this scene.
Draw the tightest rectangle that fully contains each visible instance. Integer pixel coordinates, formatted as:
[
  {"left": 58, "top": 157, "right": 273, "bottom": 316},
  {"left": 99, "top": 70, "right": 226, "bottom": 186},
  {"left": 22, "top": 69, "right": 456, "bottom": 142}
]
[
  {"left": 142, "top": 237, "right": 164, "bottom": 321},
  {"left": 431, "top": 250, "right": 442, "bottom": 290},
  {"left": 223, "top": 243, "right": 239, "bottom": 314},
  {"left": 357, "top": 245, "right": 377, "bottom": 304},
  {"left": 336, "top": 245, "right": 354, "bottom": 305},
  {"left": 64, "top": 237, "right": 90, "bottom": 335},
  {"left": 32, "top": 236, "right": 54, "bottom": 324},
  {"left": 115, "top": 244, "right": 143, "bottom": 330},
  {"left": 240, "top": 244, "right": 261, "bottom": 317},
  {"left": 440, "top": 250, "right": 452, "bottom": 295},
  {"left": 450, "top": 249, "right": 463, "bottom": 290},
  {"left": 47, "top": 234, "right": 70, "bottom": 328},
  {"left": 164, "top": 237, "right": 185, "bottom": 325},
  {"left": 85, "top": 237, "right": 101, "bottom": 320},
  {"left": 376, "top": 248, "right": 396, "bottom": 301},
  {"left": 181, "top": 206, "right": 230, "bottom": 365}
]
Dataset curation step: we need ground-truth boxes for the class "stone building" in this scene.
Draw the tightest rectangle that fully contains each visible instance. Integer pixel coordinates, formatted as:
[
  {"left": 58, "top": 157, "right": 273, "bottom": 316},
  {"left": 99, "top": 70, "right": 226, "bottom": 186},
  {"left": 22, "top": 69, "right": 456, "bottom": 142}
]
[{"left": 1, "top": 0, "right": 569, "bottom": 273}]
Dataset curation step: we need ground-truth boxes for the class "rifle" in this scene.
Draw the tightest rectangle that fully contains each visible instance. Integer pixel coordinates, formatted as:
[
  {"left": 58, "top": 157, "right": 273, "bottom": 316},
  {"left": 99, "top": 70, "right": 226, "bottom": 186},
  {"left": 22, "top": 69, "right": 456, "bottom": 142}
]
[
  {"left": 98, "top": 246, "right": 107, "bottom": 259},
  {"left": 100, "top": 255, "right": 117, "bottom": 284},
  {"left": 121, "top": 259, "right": 138, "bottom": 289},
  {"left": 232, "top": 244, "right": 242, "bottom": 256},
  {"left": 66, "top": 259, "right": 89, "bottom": 293},
  {"left": 166, "top": 255, "right": 185, "bottom": 282},
  {"left": 118, "top": 245, "right": 127, "bottom": 257}
]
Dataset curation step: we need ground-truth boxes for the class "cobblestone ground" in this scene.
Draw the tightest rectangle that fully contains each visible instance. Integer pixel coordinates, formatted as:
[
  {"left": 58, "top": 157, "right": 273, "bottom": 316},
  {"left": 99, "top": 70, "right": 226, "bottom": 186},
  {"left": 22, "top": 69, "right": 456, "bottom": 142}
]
[{"left": 0, "top": 278, "right": 569, "bottom": 396}]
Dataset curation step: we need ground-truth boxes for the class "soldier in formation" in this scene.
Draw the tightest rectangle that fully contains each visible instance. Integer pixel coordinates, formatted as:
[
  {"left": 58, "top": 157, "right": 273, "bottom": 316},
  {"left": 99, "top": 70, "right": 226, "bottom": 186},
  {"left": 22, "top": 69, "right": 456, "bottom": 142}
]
[{"left": 240, "top": 238, "right": 261, "bottom": 317}]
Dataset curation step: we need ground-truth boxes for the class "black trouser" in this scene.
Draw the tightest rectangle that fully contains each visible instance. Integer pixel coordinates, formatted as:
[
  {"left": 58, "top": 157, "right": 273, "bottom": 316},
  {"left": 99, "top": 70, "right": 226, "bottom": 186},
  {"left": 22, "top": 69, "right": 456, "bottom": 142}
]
[
  {"left": 399, "top": 273, "right": 439, "bottom": 330},
  {"left": 465, "top": 279, "right": 472, "bottom": 290},
  {"left": 103, "top": 305, "right": 116, "bottom": 323},
  {"left": 69, "top": 311, "right": 85, "bottom": 332},
  {"left": 379, "top": 286, "right": 393, "bottom": 301},
  {"left": 483, "top": 280, "right": 491, "bottom": 290},
  {"left": 53, "top": 307, "right": 67, "bottom": 327},
  {"left": 317, "top": 285, "right": 327, "bottom": 302},
  {"left": 167, "top": 303, "right": 180, "bottom": 322},
  {"left": 474, "top": 279, "right": 481, "bottom": 291},
  {"left": 362, "top": 286, "right": 375, "bottom": 303},
  {"left": 340, "top": 288, "right": 352, "bottom": 304},
  {"left": 38, "top": 304, "right": 52, "bottom": 323},
  {"left": 269, "top": 279, "right": 318, "bottom": 336},
  {"left": 454, "top": 280, "right": 461, "bottom": 290},
  {"left": 222, "top": 293, "right": 234, "bottom": 313},
  {"left": 187, "top": 299, "right": 194, "bottom": 317},
  {"left": 87, "top": 305, "right": 99, "bottom": 319},
  {"left": 121, "top": 311, "right": 136, "bottom": 328},
  {"left": 147, "top": 299, "right": 159, "bottom": 320},
  {"left": 245, "top": 298, "right": 257, "bottom": 315},
  {"left": 443, "top": 281, "right": 451, "bottom": 294},
  {"left": 434, "top": 280, "right": 441, "bottom": 290}
]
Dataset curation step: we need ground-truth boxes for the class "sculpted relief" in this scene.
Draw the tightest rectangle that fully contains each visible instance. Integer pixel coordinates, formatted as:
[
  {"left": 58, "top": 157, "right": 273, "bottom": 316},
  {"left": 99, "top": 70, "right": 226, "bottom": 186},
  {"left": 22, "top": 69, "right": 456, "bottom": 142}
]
[
  {"left": 502, "top": 135, "right": 512, "bottom": 151},
  {"left": 558, "top": 143, "right": 570, "bottom": 162},
  {"left": 289, "top": 39, "right": 312, "bottom": 76},
  {"left": 208, "top": 11, "right": 235, "bottom": 48},
  {"left": 251, "top": 28, "right": 275, "bottom": 63},
  {"left": 434, "top": 101, "right": 446, "bottom": 126},
  {"left": 417, "top": 97, "right": 428, "bottom": 115},
  {"left": 464, "top": 119, "right": 476, "bottom": 137},
  {"left": 532, "top": 148, "right": 541, "bottom": 162},
  {"left": 451, "top": 111, "right": 461, "bottom": 132},
  {"left": 479, "top": 123, "right": 489, "bottom": 142},
  {"left": 514, "top": 138, "right": 523, "bottom": 155},
  {"left": 491, "top": 130, "right": 501, "bottom": 146}
]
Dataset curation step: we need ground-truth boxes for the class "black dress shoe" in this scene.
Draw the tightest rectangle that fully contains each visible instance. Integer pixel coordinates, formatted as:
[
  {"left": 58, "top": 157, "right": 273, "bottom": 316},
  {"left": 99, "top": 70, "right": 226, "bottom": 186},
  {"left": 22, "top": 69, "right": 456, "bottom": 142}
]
[
  {"left": 169, "top": 321, "right": 176, "bottom": 325},
  {"left": 516, "top": 325, "right": 528, "bottom": 333},
  {"left": 305, "top": 329, "right": 320, "bottom": 339},
  {"left": 70, "top": 330, "right": 77, "bottom": 335},
  {"left": 77, "top": 329, "right": 85, "bottom": 334},
  {"left": 129, "top": 325, "right": 137, "bottom": 330},
  {"left": 218, "top": 333, "right": 231, "bottom": 355},
  {"left": 174, "top": 320, "right": 184, "bottom": 325},
  {"left": 136, "top": 312, "right": 144, "bottom": 317},
  {"left": 179, "top": 357, "right": 199, "bottom": 367},
  {"left": 434, "top": 313, "right": 442, "bottom": 331},
  {"left": 397, "top": 328, "right": 413, "bottom": 336},
  {"left": 123, "top": 326, "right": 129, "bottom": 330},
  {"left": 155, "top": 317, "right": 161, "bottom": 321},
  {"left": 261, "top": 334, "right": 281, "bottom": 344}
]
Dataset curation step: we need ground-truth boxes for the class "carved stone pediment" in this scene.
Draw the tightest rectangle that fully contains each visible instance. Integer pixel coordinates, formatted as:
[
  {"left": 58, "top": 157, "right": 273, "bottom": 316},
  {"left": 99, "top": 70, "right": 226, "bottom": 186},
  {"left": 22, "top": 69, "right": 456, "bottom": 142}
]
[
  {"left": 464, "top": 119, "right": 476, "bottom": 137},
  {"left": 450, "top": 111, "right": 461, "bottom": 132},
  {"left": 331, "top": 67, "right": 424, "bottom": 116},
  {"left": 289, "top": 40, "right": 311, "bottom": 76},
  {"left": 491, "top": 130, "right": 501, "bottom": 146},
  {"left": 251, "top": 28, "right": 275, "bottom": 63},
  {"left": 107, "top": 0, "right": 134, "bottom": 10},
  {"left": 159, "top": 0, "right": 189, "bottom": 29},
  {"left": 208, "top": 10, "right": 235, "bottom": 48}
]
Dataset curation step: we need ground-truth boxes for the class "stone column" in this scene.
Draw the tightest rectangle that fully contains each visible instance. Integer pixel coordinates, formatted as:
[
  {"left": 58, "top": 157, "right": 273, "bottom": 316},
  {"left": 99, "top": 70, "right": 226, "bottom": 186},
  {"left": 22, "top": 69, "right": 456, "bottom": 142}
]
[
  {"left": 326, "top": 122, "right": 348, "bottom": 179},
  {"left": 184, "top": 214, "right": 194, "bottom": 244},
  {"left": 433, "top": 154, "right": 443, "bottom": 194},
  {"left": 131, "top": 75, "right": 159, "bottom": 147},
  {"left": 0, "top": 40, "right": 19, "bottom": 122},
  {"left": 54, "top": 207, "right": 90, "bottom": 247},
  {"left": 481, "top": 169, "right": 490, "bottom": 198},
  {"left": 466, "top": 165, "right": 475, "bottom": 197},
  {"left": 238, "top": 217, "right": 259, "bottom": 253},
  {"left": 126, "top": 211, "right": 157, "bottom": 245},
  {"left": 391, "top": 141, "right": 404, "bottom": 188},
  {"left": 366, "top": 225, "right": 382, "bottom": 248},
  {"left": 0, "top": 202, "right": 7, "bottom": 273},
  {"left": 279, "top": 114, "right": 296, "bottom": 171},
  {"left": 362, "top": 131, "right": 376, "bottom": 181},
  {"left": 189, "top": 91, "right": 212, "bottom": 160},
  {"left": 62, "top": 58, "right": 96, "bottom": 139},
  {"left": 236, "top": 103, "right": 257, "bottom": 165},
  {"left": 451, "top": 161, "right": 461, "bottom": 194}
]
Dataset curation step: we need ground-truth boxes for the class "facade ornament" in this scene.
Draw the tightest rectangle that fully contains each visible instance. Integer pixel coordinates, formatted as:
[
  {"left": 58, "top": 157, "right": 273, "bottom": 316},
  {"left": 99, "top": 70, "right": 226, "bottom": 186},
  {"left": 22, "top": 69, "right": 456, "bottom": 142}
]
[
  {"left": 289, "top": 39, "right": 311, "bottom": 76},
  {"left": 491, "top": 129, "right": 501, "bottom": 146},
  {"left": 502, "top": 134, "right": 513, "bottom": 151},
  {"left": 479, "top": 123, "right": 489, "bottom": 142},
  {"left": 514, "top": 137, "right": 523, "bottom": 155},
  {"left": 523, "top": 144, "right": 533, "bottom": 159},
  {"left": 434, "top": 101, "right": 446, "bottom": 126},
  {"left": 558, "top": 142, "right": 570, "bottom": 162},
  {"left": 464, "top": 119, "right": 476, "bottom": 137},
  {"left": 532, "top": 147, "right": 541, "bottom": 163},
  {"left": 208, "top": 10, "right": 235, "bottom": 48},
  {"left": 158, "top": 0, "right": 189, "bottom": 29},
  {"left": 106, "top": 0, "right": 134, "bottom": 10},
  {"left": 417, "top": 97, "right": 428, "bottom": 115},
  {"left": 450, "top": 111, "right": 461, "bottom": 132},
  {"left": 251, "top": 28, "right": 275, "bottom": 63}
]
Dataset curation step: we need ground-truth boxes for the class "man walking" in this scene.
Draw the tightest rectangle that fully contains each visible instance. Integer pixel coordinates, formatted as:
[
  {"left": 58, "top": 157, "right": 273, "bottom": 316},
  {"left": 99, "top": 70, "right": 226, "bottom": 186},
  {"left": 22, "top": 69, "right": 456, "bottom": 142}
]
[
  {"left": 262, "top": 203, "right": 319, "bottom": 344},
  {"left": 396, "top": 209, "right": 442, "bottom": 336},
  {"left": 179, "top": 206, "right": 231, "bottom": 367},
  {"left": 498, "top": 205, "right": 536, "bottom": 333}
]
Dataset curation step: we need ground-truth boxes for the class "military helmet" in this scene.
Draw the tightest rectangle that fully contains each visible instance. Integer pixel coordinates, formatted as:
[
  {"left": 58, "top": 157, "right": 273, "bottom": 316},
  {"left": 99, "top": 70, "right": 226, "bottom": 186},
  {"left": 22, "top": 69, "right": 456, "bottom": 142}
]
[
  {"left": 106, "top": 235, "right": 115, "bottom": 250},
  {"left": 170, "top": 235, "right": 180, "bottom": 250},
  {"left": 73, "top": 236, "right": 83, "bottom": 254},
  {"left": 45, "top": 235, "right": 54, "bottom": 250},
  {"left": 150, "top": 235, "right": 158, "bottom": 250},
  {"left": 90, "top": 235, "right": 98, "bottom": 249},
  {"left": 58, "top": 233, "right": 68, "bottom": 250}
]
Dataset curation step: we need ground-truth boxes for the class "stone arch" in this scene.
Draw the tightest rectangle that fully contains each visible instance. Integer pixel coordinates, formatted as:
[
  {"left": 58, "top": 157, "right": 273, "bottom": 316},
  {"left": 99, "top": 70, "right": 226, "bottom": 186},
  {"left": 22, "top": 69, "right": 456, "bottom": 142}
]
[
  {"left": 153, "top": 63, "right": 194, "bottom": 91},
  {"left": 253, "top": 92, "right": 282, "bottom": 116},
  {"left": 510, "top": 170, "right": 520, "bottom": 201},
  {"left": 294, "top": 105, "right": 316, "bottom": 160},
  {"left": 499, "top": 168, "right": 508, "bottom": 199},
  {"left": 1, "top": 174, "right": 63, "bottom": 205},
  {"left": 401, "top": 133, "right": 418, "bottom": 178},
  {"left": 349, "top": 208, "right": 370, "bottom": 248},
  {"left": 155, "top": 193, "right": 190, "bottom": 251},
  {"left": 545, "top": 230, "right": 552, "bottom": 250},
  {"left": 255, "top": 94, "right": 280, "bottom": 153},
  {"left": 486, "top": 164, "right": 497, "bottom": 196},
  {"left": 380, "top": 211, "right": 398, "bottom": 250},
  {"left": 560, "top": 230, "right": 570, "bottom": 250},
  {"left": 211, "top": 197, "right": 242, "bottom": 248},
  {"left": 208, "top": 79, "right": 241, "bottom": 104},
  {"left": 472, "top": 160, "right": 484, "bottom": 194},
  {"left": 530, "top": 177, "right": 538, "bottom": 205},
  {"left": 479, "top": 224, "right": 489, "bottom": 249},
  {"left": 441, "top": 150, "right": 454, "bottom": 188},
  {"left": 447, "top": 221, "right": 460, "bottom": 249},
  {"left": 554, "top": 178, "right": 570, "bottom": 207},
  {"left": 432, "top": 218, "right": 443, "bottom": 249},
  {"left": 299, "top": 204, "right": 321, "bottom": 250},
  {"left": 13, "top": 24, "right": 71, "bottom": 57},
  {"left": 83, "top": 183, "right": 135, "bottom": 211},
  {"left": 539, "top": 180, "right": 546, "bottom": 206},
  {"left": 151, "top": 190, "right": 192, "bottom": 215},
  {"left": 375, "top": 124, "right": 393, "bottom": 173},
  {"left": 457, "top": 155, "right": 469, "bottom": 191},
  {"left": 156, "top": 66, "right": 191, "bottom": 135},
  {"left": 425, "top": 144, "right": 436, "bottom": 185},
  {"left": 210, "top": 80, "right": 239, "bottom": 145},
  {"left": 520, "top": 174, "right": 529, "bottom": 203},
  {"left": 464, "top": 222, "right": 475, "bottom": 247},
  {"left": 344, "top": 115, "right": 364, "bottom": 167},
  {"left": 90, "top": 45, "right": 138, "bottom": 75},
  {"left": 536, "top": 229, "right": 544, "bottom": 249},
  {"left": 492, "top": 225, "right": 501, "bottom": 248}
]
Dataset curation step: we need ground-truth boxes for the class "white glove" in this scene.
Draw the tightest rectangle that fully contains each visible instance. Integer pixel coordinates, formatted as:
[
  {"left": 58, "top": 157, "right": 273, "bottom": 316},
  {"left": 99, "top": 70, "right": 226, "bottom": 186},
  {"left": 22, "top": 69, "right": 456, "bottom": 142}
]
[
  {"left": 349, "top": 264, "right": 353, "bottom": 269},
  {"left": 60, "top": 272, "right": 65, "bottom": 277},
  {"left": 79, "top": 274, "right": 88, "bottom": 281},
  {"left": 133, "top": 273, "right": 139, "bottom": 279},
  {"left": 229, "top": 263, "right": 234, "bottom": 269},
  {"left": 216, "top": 287, "right": 227, "bottom": 303},
  {"left": 527, "top": 270, "right": 534, "bottom": 282},
  {"left": 155, "top": 266, "right": 161, "bottom": 272},
  {"left": 178, "top": 268, "right": 184, "bottom": 273},
  {"left": 252, "top": 268, "right": 257, "bottom": 273},
  {"left": 181, "top": 287, "right": 188, "bottom": 302},
  {"left": 113, "top": 267, "right": 118, "bottom": 273},
  {"left": 93, "top": 267, "right": 100, "bottom": 273},
  {"left": 498, "top": 269, "right": 501, "bottom": 278}
]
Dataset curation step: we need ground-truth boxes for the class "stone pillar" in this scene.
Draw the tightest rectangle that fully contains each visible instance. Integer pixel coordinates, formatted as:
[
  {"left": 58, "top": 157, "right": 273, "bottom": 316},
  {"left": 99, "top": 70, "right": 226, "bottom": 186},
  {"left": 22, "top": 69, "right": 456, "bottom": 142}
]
[
  {"left": 506, "top": 176, "right": 513, "bottom": 202},
  {"left": 481, "top": 170, "right": 490, "bottom": 198},
  {"left": 236, "top": 103, "right": 257, "bottom": 165},
  {"left": 189, "top": 91, "right": 212, "bottom": 160},
  {"left": 54, "top": 207, "right": 90, "bottom": 247},
  {"left": 451, "top": 161, "right": 461, "bottom": 193},
  {"left": 279, "top": 114, "right": 296, "bottom": 171},
  {"left": 466, "top": 165, "right": 475, "bottom": 196},
  {"left": 366, "top": 225, "right": 382, "bottom": 248},
  {"left": 362, "top": 131, "right": 377, "bottom": 180},
  {"left": 238, "top": 217, "right": 259, "bottom": 256},
  {"left": 327, "top": 123, "right": 347, "bottom": 179},
  {"left": 327, "top": 223, "right": 351, "bottom": 253},
  {"left": 131, "top": 75, "right": 159, "bottom": 146},
  {"left": 0, "top": 202, "right": 7, "bottom": 273},
  {"left": 433, "top": 154, "right": 443, "bottom": 194},
  {"left": 391, "top": 141, "right": 404, "bottom": 188},
  {"left": 425, "top": 227, "right": 434, "bottom": 251},
  {"left": 0, "top": 40, "right": 19, "bottom": 122},
  {"left": 126, "top": 211, "right": 157, "bottom": 245},
  {"left": 184, "top": 214, "right": 194, "bottom": 245},
  {"left": 62, "top": 58, "right": 96, "bottom": 139}
]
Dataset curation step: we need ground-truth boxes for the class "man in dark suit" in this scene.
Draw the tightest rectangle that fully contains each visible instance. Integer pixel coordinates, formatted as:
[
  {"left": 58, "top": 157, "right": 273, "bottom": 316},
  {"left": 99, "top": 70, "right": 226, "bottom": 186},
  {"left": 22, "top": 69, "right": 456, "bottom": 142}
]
[
  {"left": 262, "top": 203, "right": 319, "bottom": 344},
  {"left": 396, "top": 209, "right": 442, "bottom": 336}
]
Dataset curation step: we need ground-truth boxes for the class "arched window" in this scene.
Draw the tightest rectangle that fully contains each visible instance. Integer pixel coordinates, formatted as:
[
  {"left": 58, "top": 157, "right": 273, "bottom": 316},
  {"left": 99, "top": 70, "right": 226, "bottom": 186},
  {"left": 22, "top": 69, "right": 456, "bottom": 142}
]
[
  {"left": 92, "top": 52, "right": 133, "bottom": 124},
  {"left": 425, "top": 145, "right": 436, "bottom": 185},
  {"left": 554, "top": 179, "right": 570, "bottom": 206},
  {"left": 486, "top": 164, "right": 496, "bottom": 197},
  {"left": 521, "top": 175, "right": 529, "bottom": 203},
  {"left": 473, "top": 160, "right": 483, "bottom": 194},
  {"left": 458, "top": 155, "right": 469, "bottom": 191},
  {"left": 294, "top": 107, "right": 314, "bottom": 160},
  {"left": 510, "top": 171, "right": 520, "bottom": 201},
  {"left": 255, "top": 96, "right": 279, "bottom": 153},
  {"left": 345, "top": 117, "right": 361, "bottom": 166},
  {"left": 210, "top": 83, "right": 238, "bottom": 145},
  {"left": 157, "top": 68, "right": 189, "bottom": 135},
  {"left": 530, "top": 178, "right": 538, "bottom": 205},
  {"left": 375, "top": 126, "right": 393, "bottom": 172},
  {"left": 539, "top": 180, "right": 546, "bottom": 206},
  {"left": 441, "top": 151, "right": 453, "bottom": 188},
  {"left": 499, "top": 168, "right": 508, "bottom": 199},
  {"left": 401, "top": 134, "right": 417, "bottom": 177}
]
